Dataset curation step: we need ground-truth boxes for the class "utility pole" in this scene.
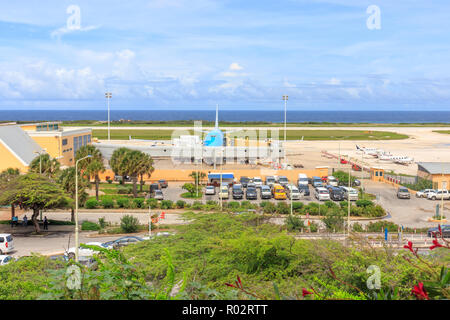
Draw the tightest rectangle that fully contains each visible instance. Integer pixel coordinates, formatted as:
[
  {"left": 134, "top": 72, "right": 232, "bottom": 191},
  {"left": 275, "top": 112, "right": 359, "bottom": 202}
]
[
  {"left": 347, "top": 157, "right": 351, "bottom": 240},
  {"left": 75, "top": 155, "right": 92, "bottom": 262},
  {"left": 148, "top": 202, "right": 152, "bottom": 238},
  {"left": 282, "top": 95, "right": 288, "bottom": 164},
  {"left": 441, "top": 162, "right": 445, "bottom": 221},
  {"left": 105, "top": 92, "right": 112, "bottom": 141}
]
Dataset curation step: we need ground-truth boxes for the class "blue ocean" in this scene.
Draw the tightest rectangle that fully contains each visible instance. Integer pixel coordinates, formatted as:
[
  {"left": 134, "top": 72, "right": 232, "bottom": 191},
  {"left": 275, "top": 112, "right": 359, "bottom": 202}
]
[{"left": 0, "top": 109, "right": 449, "bottom": 123}]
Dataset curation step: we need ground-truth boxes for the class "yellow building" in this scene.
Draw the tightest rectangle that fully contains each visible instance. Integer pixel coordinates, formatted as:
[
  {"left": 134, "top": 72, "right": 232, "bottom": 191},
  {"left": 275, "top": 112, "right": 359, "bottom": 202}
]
[
  {"left": 0, "top": 122, "right": 92, "bottom": 173},
  {"left": 20, "top": 122, "right": 92, "bottom": 167},
  {"left": 0, "top": 124, "right": 45, "bottom": 172},
  {"left": 417, "top": 162, "right": 450, "bottom": 189}
]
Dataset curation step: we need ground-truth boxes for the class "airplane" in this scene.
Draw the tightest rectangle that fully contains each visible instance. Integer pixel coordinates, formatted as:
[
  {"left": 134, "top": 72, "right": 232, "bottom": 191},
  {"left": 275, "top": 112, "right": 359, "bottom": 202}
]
[{"left": 355, "top": 145, "right": 384, "bottom": 157}]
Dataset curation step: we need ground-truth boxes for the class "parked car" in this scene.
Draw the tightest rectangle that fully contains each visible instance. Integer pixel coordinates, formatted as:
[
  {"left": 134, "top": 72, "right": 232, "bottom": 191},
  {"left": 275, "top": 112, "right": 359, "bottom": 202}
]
[
  {"left": 260, "top": 185, "right": 272, "bottom": 199},
  {"left": 297, "top": 173, "right": 309, "bottom": 186},
  {"left": 327, "top": 176, "right": 338, "bottom": 187},
  {"left": 312, "top": 176, "right": 323, "bottom": 189},
  {"left": 416, "top": 189, "right": 435, "bottom": 198},
  {"left": 219, "top": 185, "right": 229, "bottom": 199},
  {"left": 0, "top": 255, "right": 13, "bottom": 266},
  {"left": 287, "top": 185, "right": 301, "bottom": 200},
  {"left": 152, "top": 189, "right": 164, "bottom": 200},
  {"left": 246, "top": 187, "right": 258, "bottom": 200},
  {"left": 272, "top": 184, "right": 287, "bottom": 200},
  {"left": 247, "top": 182, "right": 257, "bottom": 189},
  {"left": 265, "top": 176, "right": 276, "bottom": 187},
  {"left": 103, "top": 236, "right": 147, "bottom": 249},
  {"left": 341, "top": 187, "right": 359, "bottom": 201},
  {"left": 397, "top": 187, "right": 411, "bottom": 199},
  {"left": 0, "top": 234, "right": 14, "bottom": 254},
  {"left": 353, "top": 179, "right": 361, "bottom": 187},
  {"left": 427, "top": 225, "right": 450, "bottom": 238},
  {"left": 232, "top": 184, "right": 244, "bottom": 199},
  {"left": 278, "top": 176, "right": 289, "bottom": 187},
  {"left": 328, "top": 186, "right": 345, "bottom": 201},
  {"left": 314, "top": 187, "right": 330, "bottom": 201},
  {"left": 298, "top": 184, "right": 310, "bottom": 197},
  {"left": 240, "top": 176, "right": 250, "bottom": 188},
  {"left": 158, "top": 179, "right": 168, "bottom": 188},
  {"left": 66, "top": 242, "right": 110, "bottom": 259},
  {"left": 427, "top": 189, "right": 450, "bottom": 200},
  {"left": 205, "top": 185, "right": 216, "bottom": 195},
  {"left": 149, "top": 183, "right": 160, "bottom": 193},
  {"left": 253, "top": 176, "right": 263, "bottom": 188}
]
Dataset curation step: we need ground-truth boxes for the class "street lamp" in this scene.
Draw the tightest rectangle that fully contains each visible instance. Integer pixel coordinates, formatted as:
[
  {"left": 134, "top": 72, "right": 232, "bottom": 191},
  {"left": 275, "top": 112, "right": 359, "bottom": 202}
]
[
  {"left": 105, "top": 92, "right": 112, "bottom": 141},
  {"left": 282, "top": 95, "right": 288, "bottom": 162},
  {"left": 347, "top": 156, "right": 351, "bottom": 240},
  {"left": 75, "top": 155, "right": 92, "bottom": 262},
  {"left": 34, "top": 149, "right": 47, "bottom": 174}
]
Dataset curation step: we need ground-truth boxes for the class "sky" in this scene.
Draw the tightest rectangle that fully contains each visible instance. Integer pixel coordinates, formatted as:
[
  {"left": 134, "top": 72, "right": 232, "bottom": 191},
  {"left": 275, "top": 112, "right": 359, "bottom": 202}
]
[{"left": 0, "top": 0, "right": 450, "bottom": 110}]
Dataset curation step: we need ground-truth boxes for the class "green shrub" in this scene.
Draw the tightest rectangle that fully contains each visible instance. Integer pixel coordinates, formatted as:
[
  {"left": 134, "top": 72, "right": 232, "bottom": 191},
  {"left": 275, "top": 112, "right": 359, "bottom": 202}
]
[
  {"left": 161, "top": 200, "right": 174, "bottom": 210},
  {"left": 304, "top": 203, "right": 319, "bottom": 215},
  {"left": 116, "top": 198, "right": 130, "bottom": 208},
  {"left": 262, "top": 202, "right": 276, "bottom": 214},
  {"left": 120, "top": 215, "right": 139, "bottom": 233},
  {"left": 133, "top": 198, "right": 145, "bottom": 209},
  {"left": 98, "top": 217, "right": 107, "bottom": 229},
  {"left": 85, "top": 198, "right": 99, "bottom": 209},
  {"left": 324, "top": 200, "right": 338, "bottom": 209},
  {"left": 176, "top": 200, "right": 186, "bottom": 208},
  {"left": 117, "top": 186, "right": 132, "bottom": 194},
  {"left": 227, "top": 201, "right": 240, "bottom": 211},
  {"left": 101, "top": 198, "right": 115, "bottom": 209},
  {"left": 352, "top": 222, "right": 364, "bottom": 232},
  {"left": 356, "top": 199, "right": 374, "bottom": 207},
  {"left": 286, "top": 215, "right": 304, "bottom": 231},
  {"left": 276, "top": 202, "right": 290, "bottom": 214},
  {"left": 191, "top": 201, "right": 203, "bottom": 210},
  {"left": 366, "top": 221, "right": 399, "bottom": 233},
  {"left": 81, "top": 220, "right": 100, "bottom": 231},
  {"left": 292, "top": 202, "right": 304, "bottom": 213},
  {"left": 147, "top": 198, "right": 158, "bottom": 209},
  {"left": 107, "top": 179, "right": 113, "bottom": 184},
  {"left": 322, "top": 209, "right": 345, "bottom": 232},
  {"left": 309, "top": 221, "right": 319, "bottom": 232}
]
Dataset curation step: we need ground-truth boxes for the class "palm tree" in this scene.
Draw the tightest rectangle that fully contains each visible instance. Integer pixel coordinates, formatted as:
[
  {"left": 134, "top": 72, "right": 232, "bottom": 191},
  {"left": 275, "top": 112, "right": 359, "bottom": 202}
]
[
  {"left": 110, "top": 147, "right": 130, "bottom": 184},
  {"left": 121, "top": 150, "right": 145, "bottom": 198},
  {"left": 29, "top": 154, "right": 60, "bottom": 178},
  {"left": 75, "top": 145, "right": 105, "bottom": 201},
  {"left": 0, "top": 168, "right": 20, "bottom": 219},
  {"left": 138, "top": 153, "right": 154, "bottom": 192},
  {"left": 57, "top": 167, "right": 89, "bottom": 222}
]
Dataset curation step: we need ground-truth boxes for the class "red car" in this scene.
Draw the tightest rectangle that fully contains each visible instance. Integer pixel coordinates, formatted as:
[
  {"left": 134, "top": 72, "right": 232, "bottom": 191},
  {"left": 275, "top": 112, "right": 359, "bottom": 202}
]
[{"left": 340, "top": 158, "right": 348, "bottom": 164}]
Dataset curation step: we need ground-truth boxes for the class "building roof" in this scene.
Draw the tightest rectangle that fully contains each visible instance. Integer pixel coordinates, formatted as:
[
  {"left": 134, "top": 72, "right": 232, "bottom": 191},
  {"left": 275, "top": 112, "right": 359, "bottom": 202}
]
[
  {"left": 0, "top": 125, "right": 44, "bottom": 166},
  {"left": 417, "top": 162, "right": 450, "bottom": 175}
]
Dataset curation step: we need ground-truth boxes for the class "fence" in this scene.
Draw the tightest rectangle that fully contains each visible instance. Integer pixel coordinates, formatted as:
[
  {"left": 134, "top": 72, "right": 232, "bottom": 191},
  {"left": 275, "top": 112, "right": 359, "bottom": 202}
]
[{"left": 384, "top": 174, "right": 418, "bottom": 186}]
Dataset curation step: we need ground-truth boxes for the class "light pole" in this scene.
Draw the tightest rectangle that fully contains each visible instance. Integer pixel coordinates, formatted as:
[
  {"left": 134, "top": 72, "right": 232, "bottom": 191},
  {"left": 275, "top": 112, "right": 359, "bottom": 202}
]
[
  {"left": 75, "top": 155, "right": 92, "bottom": 262},
  {"left": 148, "top": 202, "right": 152, "bottom": 238},
  {"left": 282, "top": 95, "right": 288, "bottom": 163},
  {"left": 347, "top": 156, "right": 351, "bottom": 239},
  {"left": 441, "top": 162, "right": 445, "bottom": 221},
  {"left": 105, "top": 92, "right": 112, "bottom": 141},
  {"left": 34, "top": 149, "right": 47, "bottom": 174},
  {"left": 220, "top": 151, "right": 223, "bottom": 212},
  {"left": 361, "top": 152, "right": 364, "bottom": 199}
]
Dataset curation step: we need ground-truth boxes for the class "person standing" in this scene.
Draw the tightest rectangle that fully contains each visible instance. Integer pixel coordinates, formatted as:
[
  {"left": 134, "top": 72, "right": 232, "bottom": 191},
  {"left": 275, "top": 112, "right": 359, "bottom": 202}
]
[
  {"left": 22, "top": 215, "right": 28, "bottom": 227},
  {"left": 43, "top": 216, "right": 49, "bottom": 230}
]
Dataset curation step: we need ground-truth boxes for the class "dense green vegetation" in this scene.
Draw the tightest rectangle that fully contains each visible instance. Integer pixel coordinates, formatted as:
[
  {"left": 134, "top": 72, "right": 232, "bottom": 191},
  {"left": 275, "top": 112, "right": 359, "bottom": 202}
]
[
  {"left": 402, "top": 178, "right": 433, "bottom": 191},
  {"left": 0, "top": 213, "right": 446, "bottom": 300},
  {"left": 434, "top": 130, "right": 450, "bottom": 134}
]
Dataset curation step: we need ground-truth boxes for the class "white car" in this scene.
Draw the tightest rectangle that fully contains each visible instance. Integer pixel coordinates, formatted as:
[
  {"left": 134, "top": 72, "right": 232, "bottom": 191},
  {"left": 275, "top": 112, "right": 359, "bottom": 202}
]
[
  {"left": 327, "top": 176, "right": 338, "bottom": 187},
  {"left": 341, "top": 187, "right": 359, "bottom": 201},
  {"left": 314, "top": 187, "right": 330, "bottom": 201},
  {"left": 205, "top": 185, "right": 216, "bottom": 195},
  {"left": 0, "top": 255, "right": 13, "bottom": 266},
  {"left": 287, "top": 185, "right": 301, "bottom": 200},
  {"left": 253, "top": 177, "right": 263, "bottom": 188},
  {"left": 219, "top": 186, "right": 229, "bottom": 199},
  {"left": 427, "top": 189, "right": 450, "bottom": 200},
  {"left": 65, "top": 242, "right": 110, "bottom": 259},
  {"left": 416, "top": 189, "right": 435, "bottom": 198},
  {"left": 0, "top": 234, "right": 14, "bottom": 254},
  {"left": 297, "top": 174, "right": 309, "bottom": 186}
]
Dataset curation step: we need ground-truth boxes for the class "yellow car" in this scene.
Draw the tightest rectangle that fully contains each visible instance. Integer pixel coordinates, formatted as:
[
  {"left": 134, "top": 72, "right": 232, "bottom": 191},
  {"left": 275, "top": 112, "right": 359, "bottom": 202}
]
[{"left": 272, "top": 184, "right": 287, "bottom": 200}]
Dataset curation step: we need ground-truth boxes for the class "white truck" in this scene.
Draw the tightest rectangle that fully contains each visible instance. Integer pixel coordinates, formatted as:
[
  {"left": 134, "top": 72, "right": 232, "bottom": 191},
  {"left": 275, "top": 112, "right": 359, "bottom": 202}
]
[{"left": 297, "top": 173, "right": 309, "bottom": 186}]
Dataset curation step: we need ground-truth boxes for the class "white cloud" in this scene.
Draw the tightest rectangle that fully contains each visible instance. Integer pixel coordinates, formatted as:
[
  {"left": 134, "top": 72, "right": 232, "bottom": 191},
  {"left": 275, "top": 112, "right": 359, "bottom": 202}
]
[
  {"left": 229, "top": 62, "right": 243, "bottom": 71},
  {"left": 50, "top": 25, "right": 100, "bottom": 39},
  {"left": 326, "top": 78, "right": 341, "bottom": 85}
]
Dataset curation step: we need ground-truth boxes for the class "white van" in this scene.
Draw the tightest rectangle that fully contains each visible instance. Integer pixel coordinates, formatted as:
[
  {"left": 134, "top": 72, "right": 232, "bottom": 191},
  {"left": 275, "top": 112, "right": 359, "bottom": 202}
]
[
  {"left": 297, "top": 173, "right": 309, "bottom": 186},
  {"left": 341, "top": 187, "right": 359, "bottom": 201},
  {"left": 0, "top": 234, "right": 14, "bottom": 254}
]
